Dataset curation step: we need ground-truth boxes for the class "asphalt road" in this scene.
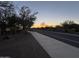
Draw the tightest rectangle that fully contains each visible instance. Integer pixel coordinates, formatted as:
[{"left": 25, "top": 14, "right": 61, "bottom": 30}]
[
  {"left": 36, "top": 30, "right": 79, "bottom": 48},
  {"left": 0, "top": 32, "right": 50, "bottom": 58},
  {"left": 31, "top": 31, "right": 79, "bottom": 58}
]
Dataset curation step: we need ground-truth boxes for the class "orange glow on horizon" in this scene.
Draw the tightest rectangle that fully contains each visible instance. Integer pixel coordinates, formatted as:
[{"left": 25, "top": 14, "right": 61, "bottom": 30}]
[
  {"left": 31, "top": 22, "right": 57, "bottom": 28},
  {"left": 31, "top": 24, "right": 46, "bottom": 28}
]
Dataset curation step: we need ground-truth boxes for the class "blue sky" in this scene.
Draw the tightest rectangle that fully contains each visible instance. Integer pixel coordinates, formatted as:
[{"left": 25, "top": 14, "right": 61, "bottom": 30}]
[{"left": 13, "top": 1, "right": 79, "bottom": 27}]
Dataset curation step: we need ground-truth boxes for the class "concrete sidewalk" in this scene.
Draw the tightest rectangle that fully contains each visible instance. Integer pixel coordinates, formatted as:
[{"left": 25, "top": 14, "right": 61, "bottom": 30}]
[{"left": 30, "top": 31, "right": 79, "bottom": 58}]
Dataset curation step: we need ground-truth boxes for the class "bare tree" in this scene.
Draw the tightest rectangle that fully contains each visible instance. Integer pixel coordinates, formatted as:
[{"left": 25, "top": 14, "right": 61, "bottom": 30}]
[{"left": 19, "top": 6, "right": 38, "bottom": 31}]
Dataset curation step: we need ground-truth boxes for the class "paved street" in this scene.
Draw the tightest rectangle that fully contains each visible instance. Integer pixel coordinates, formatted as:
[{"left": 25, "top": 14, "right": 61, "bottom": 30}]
[
  {"left": 0, "top": 31, "right": 79, "bottom": 58},
  {"left": 36, "top": 30, "right": 79, "bottom": 48},
  {"left": 30, "top": 31, "right": 79, "bottom": 58}
]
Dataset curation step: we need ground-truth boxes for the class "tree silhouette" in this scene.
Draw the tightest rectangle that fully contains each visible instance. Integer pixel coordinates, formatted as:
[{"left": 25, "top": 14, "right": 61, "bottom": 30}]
[
  {"left": 19, "top": 6, "right": 38, "bottom": 31},
  {"left": 0, "top": 1, "right": 15, "bottom": 35},
  {"left": 61, "top": 20, "right": 79, "bottom": 32},
  {"left": 0, "top": 2, "right": 38, "bottom": 35}
]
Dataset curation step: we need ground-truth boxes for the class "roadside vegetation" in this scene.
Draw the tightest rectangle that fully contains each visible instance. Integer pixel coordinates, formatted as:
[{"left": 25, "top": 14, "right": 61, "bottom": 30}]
[
  {"left": 33, "top": 20, "right": 79, "bottom": 34},
  {"left": 0, "top": 1, "right": 38, "bottom": 35},
  {"left": 0, "top": 1, "right": 79, "bottom": 36}
]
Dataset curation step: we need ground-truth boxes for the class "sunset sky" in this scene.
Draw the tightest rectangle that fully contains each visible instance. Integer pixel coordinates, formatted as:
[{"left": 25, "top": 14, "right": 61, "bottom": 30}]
[{"left": 13, "top": 1, "right": 79, "bottom": 28}]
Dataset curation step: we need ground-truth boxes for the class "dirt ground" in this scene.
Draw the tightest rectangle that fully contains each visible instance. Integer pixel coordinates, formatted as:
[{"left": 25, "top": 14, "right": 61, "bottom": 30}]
[{"left": 0, "top": 32, "right": 50, "bottom": 58}]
